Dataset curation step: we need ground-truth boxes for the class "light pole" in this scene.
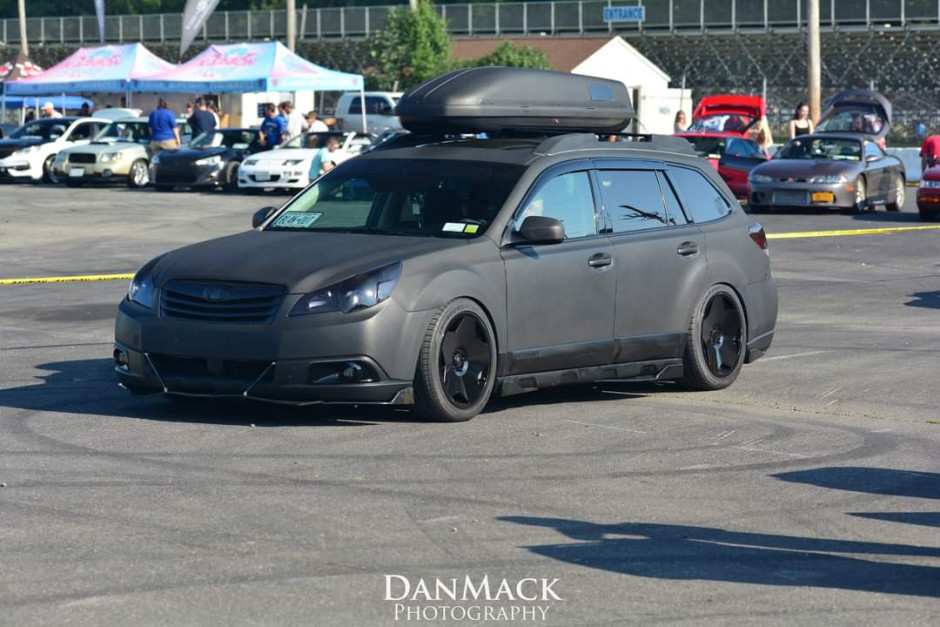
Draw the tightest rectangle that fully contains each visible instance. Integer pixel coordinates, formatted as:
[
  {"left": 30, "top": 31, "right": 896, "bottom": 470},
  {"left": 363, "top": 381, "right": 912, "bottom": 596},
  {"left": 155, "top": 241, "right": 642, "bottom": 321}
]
[
  {"left": 807, "top": 0, "right": 821, "bottom": 123},
  {"left": 18, "top": 0, "right": 28, "bottom": 57},
  {"left": 287, "top": 0, "right": 296, "bottom": 52}
]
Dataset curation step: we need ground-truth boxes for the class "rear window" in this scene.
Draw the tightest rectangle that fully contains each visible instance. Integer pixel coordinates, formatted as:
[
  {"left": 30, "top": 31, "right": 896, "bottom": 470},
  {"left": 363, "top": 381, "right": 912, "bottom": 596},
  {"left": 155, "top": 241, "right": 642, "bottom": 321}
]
[{"left": 668, "top": 167, "right": 733, "bottom": 223}]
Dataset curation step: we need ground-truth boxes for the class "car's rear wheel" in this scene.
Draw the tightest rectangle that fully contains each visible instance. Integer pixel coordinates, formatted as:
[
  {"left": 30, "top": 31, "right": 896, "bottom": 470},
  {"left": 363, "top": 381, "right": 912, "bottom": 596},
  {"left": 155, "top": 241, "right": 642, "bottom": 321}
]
[
  {"left": 886, "top": 173, "right": 905, "bottom": 211},
  {"left": 852, "top": 177, "right": 868, "bottom": 213},
  {"left": 920, "top": 208, "right": 940, "bottom": 222},
  {"left": 680, "top": 285, "right": 747, "bottom": 391},
  {"left": 127, "top": 159, "right": 149, "bottom": 188},
  {"left": 42, "top": 155, "right": 59, "bottom": 184},
  {"left": 414, "top": 299, "right": 497, "bottom": 422}
]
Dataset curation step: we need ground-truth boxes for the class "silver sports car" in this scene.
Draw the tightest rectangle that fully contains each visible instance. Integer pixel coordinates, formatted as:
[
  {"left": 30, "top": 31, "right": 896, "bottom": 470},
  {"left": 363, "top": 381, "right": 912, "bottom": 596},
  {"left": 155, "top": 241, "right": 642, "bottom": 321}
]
[{"left": 748, "top": 89, "right": 905, "bottom": 213}]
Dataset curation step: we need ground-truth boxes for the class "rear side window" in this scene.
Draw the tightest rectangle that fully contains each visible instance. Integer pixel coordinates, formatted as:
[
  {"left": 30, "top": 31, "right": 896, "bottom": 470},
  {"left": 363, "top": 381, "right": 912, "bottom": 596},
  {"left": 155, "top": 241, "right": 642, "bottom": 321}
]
[
  {"left": 668, "top": 167, "right": 733, "bottom": 223},
  {"left": 596, "top": 170, "right": 669, "bottom": 233},
  {"left": 349, "top": 96, "right": 392, "bottom": 115},
  {"left": 657, "top": 172, "right": 689, "bottom": 225}
]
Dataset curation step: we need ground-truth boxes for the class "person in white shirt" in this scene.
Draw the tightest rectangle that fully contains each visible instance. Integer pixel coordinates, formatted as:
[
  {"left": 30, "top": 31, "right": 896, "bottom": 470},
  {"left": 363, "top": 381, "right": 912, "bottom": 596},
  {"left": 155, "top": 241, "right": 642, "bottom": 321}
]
[
  {"left": 41, "top": 102, "right": 63, "bottom": 118},
  {"left": 306, "top": 110, "right": 330, "bottom": 133},
  {"left": 281, "top": 101, "right": 309, "bottom": 139}
]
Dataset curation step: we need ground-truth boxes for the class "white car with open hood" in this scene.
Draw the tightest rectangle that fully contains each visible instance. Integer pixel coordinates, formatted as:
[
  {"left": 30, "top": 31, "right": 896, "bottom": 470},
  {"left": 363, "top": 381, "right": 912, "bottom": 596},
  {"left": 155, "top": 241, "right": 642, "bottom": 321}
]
[{"left": 237, "top": 131, "right": 372, "bottom": 191}]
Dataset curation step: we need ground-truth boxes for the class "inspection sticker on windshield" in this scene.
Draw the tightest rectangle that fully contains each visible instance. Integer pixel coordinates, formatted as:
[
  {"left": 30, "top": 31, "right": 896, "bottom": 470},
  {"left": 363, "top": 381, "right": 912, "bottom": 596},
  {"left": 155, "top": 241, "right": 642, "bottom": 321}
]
[
  {"left": 272, "top": 212, "right": 322, "bottom": 228},
  {"left": 442, "top": 222, "right": 466, "bottom": 232}
]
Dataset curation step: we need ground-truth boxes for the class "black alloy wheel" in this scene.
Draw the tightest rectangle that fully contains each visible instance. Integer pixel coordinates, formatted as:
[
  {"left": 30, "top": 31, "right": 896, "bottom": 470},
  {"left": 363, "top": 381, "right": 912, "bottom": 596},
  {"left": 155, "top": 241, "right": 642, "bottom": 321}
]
[
  {"left": 439, "top": 314, "right": 492, "bottom": 409},
  {"left": 699, "top": 293, "right": 744, "bottom": 378}
]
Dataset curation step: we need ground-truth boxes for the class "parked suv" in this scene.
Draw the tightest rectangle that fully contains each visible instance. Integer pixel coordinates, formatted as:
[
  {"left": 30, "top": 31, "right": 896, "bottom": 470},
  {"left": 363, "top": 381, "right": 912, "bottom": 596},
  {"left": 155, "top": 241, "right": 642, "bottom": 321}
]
[
  {"left": 114, "top": 68, "right": 777, "bottom": 422},
  {"left": 333, "top": 91, "right": 402, "bottom": 134}
]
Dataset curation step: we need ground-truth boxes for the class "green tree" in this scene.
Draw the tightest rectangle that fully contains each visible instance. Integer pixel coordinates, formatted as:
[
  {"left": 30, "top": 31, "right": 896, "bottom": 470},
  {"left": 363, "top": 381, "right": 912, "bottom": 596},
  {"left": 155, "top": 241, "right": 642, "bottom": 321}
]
[
  {"left": 458, "top": 42, "right": 551, "bottom": 70},
  {"left": 369, "top": 0, "right": 450, "bottom": 91}
]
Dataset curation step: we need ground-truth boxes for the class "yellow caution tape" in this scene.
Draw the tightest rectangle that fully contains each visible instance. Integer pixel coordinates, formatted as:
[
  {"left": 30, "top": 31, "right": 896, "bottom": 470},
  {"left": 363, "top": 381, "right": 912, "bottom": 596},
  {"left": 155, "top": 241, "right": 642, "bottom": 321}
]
[
  {"left": 767, "top": 225, "right": 940, "bottom": 239},
  {"left": 0, "top": 273, "right": 133, "bottom": 286}
]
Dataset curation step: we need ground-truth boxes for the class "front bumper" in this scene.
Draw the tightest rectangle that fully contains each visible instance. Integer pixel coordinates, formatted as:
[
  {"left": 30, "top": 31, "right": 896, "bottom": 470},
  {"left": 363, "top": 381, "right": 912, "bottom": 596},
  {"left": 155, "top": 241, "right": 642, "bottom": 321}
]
[
  {"left": 114, "top": 294, "right": 434, "bottom": 405},
  {"left": 238, "top": 164, "right": 310, "bottom": 190},
  {"left": 152, "top": 162, "right": 224, "bottom": 188},
  {"left": 54, "top": 161, "right": 133, "bottom": 182},
  {"left": 749, "top": 181, "right": 856, "bottom": 208},
  {"left": 0, "top": 158, "right": 39, "bottom": 180}
]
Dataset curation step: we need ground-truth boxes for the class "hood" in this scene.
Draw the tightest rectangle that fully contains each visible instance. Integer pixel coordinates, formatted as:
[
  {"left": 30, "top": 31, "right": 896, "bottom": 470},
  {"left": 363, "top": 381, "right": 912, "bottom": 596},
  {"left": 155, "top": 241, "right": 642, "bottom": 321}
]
[
  {"left": 159, "top": 145, "right": 231, "bottom": 161},
  {"left": 692, "top": 95, "right": 766, "bottom": 120},
  {"left": 248, "top": 148, "right": 316, "bottom": 163},
  {"left": 0, "top": 137, "right": 45, "bottom": 150},
  {"left": 74, "top": 140, "right": 144, "bottom": 154},
  {"left": 152, "top": 229, "right": 463, "bottom": 294},
  {"left": 817, "top": 89, "right": 891, "bottom": 141},
  {"left": 751, "top": 159, "right": 858, "bottom": 179}
]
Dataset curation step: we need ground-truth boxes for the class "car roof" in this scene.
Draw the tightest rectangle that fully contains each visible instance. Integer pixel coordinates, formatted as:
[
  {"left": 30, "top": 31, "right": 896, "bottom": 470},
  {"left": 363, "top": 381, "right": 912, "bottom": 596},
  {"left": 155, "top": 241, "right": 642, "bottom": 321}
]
[{"left": 789, "top": 133, "right": 867, "bottom": 142}]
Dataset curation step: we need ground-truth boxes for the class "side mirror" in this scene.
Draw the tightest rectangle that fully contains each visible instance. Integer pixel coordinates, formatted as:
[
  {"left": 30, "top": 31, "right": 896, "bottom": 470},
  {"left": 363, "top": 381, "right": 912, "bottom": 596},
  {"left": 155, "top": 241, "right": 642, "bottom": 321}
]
[
  {"left": 865, "top": 154, "right": 879, "bottom": 163},
  {"left": 516, "top": 216, "right": 566, "bottom": 245},
  {"left": 252, "top": 206, "right": 277, "bottom": 228}
]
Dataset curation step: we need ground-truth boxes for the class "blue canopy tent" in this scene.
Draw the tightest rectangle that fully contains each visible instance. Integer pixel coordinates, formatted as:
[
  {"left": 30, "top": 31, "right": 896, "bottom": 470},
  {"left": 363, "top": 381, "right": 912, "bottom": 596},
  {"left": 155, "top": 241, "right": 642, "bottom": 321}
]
[
  {"left": 131, "top": 42, "right": 367, "bottom": 130},
  {"left": 0, "top": 95, "right": 93, "bottom": 110}
]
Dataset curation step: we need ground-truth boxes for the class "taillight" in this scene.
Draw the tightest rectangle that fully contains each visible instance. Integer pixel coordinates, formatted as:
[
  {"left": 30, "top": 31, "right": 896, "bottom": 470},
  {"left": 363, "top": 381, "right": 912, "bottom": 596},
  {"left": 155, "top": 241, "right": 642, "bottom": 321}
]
[{"left": 748, "top": 223, "right": 768, "bottom": 250}]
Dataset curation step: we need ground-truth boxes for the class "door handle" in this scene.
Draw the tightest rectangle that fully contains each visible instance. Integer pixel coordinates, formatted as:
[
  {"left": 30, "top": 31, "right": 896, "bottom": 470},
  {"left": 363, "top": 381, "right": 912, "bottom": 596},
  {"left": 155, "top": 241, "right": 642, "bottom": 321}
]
[
  {"left": 677, "top": 242, "right": 699, "bottom": 256},
  {"left": 588, "top": 253, "right": 613, "bottom": 268}
]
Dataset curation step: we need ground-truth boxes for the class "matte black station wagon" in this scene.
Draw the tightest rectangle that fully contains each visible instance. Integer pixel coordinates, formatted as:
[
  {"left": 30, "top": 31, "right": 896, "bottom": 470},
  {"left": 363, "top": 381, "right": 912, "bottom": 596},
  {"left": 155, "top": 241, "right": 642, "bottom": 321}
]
[{"left": 115, "top": 68, "right": 777, "bottom": 422}]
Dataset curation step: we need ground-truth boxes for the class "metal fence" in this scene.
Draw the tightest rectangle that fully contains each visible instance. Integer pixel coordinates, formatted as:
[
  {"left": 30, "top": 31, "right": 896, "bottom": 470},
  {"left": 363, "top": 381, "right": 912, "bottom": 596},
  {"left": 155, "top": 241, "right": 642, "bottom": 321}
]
[{"left": 2, "top": 1, "right": 939, "bottom": 45}]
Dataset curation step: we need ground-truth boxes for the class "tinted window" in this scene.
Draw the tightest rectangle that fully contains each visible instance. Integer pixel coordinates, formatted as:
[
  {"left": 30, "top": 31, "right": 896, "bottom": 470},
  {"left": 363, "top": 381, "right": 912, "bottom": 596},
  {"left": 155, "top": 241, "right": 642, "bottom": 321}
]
[
  {"left": 514, "top": 171, "right": 597, "bottom": 239},
  {"left": 349, "top": 96, "right": 392, "bottom": 115},
  {"left": 726, "top": 138, "right": 760, "bottom": 157},
  {"left": 657, "top": 172, "right": 689, "bottom": 225},
  {"left": 597, "top": 170, "right": 669, "bottom": 234},
  {"left": 668, "top": 167, "right": 733, "bottom": 223}
]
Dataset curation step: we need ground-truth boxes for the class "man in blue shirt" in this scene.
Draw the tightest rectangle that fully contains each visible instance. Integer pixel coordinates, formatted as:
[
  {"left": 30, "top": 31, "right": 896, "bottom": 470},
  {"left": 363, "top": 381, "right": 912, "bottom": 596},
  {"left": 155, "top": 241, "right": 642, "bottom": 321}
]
[
  {"left": 259, "top": 103, "right": 287, "bottom": 148},
  {"left": 148, "top": 99, "right": 180, "bottom": 155},
  {"left": 188, "top": 96, "right": 216, "bottom": 140}
]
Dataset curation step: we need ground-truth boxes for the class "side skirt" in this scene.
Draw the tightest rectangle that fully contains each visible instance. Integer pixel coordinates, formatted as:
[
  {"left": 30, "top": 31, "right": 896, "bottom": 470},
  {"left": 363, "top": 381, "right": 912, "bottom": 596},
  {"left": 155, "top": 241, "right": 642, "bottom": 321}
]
[{"left": 497, "top": 358, "right": 684, "bottom": 397}]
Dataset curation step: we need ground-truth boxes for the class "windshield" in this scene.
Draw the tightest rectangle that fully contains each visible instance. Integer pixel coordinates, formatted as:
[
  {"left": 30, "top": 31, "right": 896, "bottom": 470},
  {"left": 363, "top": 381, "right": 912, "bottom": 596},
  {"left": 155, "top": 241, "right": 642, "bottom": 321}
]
[
  {"left": 778, "top": 137, "right": 861, "bottom": 161},
  {"left": 283, "top": 131, "right": 347, "bottom": 150},
  {"left": 94, "top": 121, "right": 150, "bottom": 143},
  {"left": 9, "top": 119, "right": 69, "bottom": 140},
  {"left": 266, "top": 159, "right": 524, "bottom": 238},
  {"left": 687, "top": 113, "right": 756, "bottom": 134},
  {"left": 193, "top": 130, "right": 259, "bottom": 150},
  {"left": 816, "top": 108, "right": 886, "bottom": 136}
]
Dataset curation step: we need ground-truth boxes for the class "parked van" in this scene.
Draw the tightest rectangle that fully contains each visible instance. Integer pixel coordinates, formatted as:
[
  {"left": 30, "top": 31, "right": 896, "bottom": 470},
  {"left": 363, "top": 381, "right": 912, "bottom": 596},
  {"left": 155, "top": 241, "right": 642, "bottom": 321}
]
[{"left": 334, "top": 91, "right": 402, "bottom": 134}]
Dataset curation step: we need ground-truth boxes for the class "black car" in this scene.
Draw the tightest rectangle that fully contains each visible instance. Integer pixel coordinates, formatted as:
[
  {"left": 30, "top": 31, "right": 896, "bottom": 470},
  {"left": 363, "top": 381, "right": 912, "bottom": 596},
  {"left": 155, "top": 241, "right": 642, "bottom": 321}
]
[
  {"left": 115, "top": 68, "right": 777, "bottom": 422},
  {"left": 151, "top": 128, "right": 263, "bottom": 191}
]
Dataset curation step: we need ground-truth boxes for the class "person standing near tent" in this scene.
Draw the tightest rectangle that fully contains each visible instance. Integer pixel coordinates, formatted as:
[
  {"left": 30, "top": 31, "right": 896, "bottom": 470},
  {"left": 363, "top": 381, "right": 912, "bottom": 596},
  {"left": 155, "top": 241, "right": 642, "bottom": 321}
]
[
  {"left": 41, "top": 102, "right": 63, "bottom": 119},
  {"left": 306, "top": 111, "right": 329, "bottom": 133},
  {"left": 188, "top": 97, "right": 216, "bottom": 140},
  {"left": 281, "top": 101, "right": 308, "bottom": 139},
  {"left": 148, "top": 99, "right": 181, "bottom": 155},
  {"left": 259, "top": 103, "right": 287, "bottom": 148}
]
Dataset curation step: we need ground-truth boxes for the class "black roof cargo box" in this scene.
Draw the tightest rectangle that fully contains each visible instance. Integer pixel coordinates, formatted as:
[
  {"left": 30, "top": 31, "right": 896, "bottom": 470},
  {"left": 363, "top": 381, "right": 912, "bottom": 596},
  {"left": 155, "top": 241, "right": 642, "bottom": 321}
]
[{"left": 396, "top": 67, "right": 634, "bottom": 136}]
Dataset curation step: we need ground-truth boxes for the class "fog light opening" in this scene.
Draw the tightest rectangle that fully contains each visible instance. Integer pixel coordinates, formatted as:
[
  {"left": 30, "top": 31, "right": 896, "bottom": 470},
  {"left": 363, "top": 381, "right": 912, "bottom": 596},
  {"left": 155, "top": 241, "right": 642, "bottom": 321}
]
[
  {"left": 114, "top": 348, "right": 129, "bottom": 369},
  {"left": 342, "top": 362, "right": 364, "bottom": 382}
]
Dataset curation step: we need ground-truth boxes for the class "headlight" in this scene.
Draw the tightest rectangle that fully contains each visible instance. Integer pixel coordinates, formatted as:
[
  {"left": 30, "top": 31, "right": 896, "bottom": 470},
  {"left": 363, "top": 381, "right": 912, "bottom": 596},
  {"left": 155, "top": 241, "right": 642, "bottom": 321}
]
[
  {"left": 919, "top": 179, "right": 940, "bottom": 189},
  {"left": 809, "top": 174, "right": 848, "bottom": 184},
  {"left": 100, "top": 151, "right": 123, "bottom": 163},
  {"left": 749, "top": 173, "right": 773, "bottom": 183},
  {"left": 15, "top": 145, "right": 41, "bottom": 156},
  {"left": 289, "top": 262, "right": 402, "bottom": 316},
  {"left": 195, "top": 155, "right": 222, "bottom": 166},
  {"left": 151, "top": 154, "right": 162, "bottom": 165},
  {"left": 127, "top": 253, "right": 170, "bottom": 309},
  {"left": 243, "top": 159, "right": 257, "bottom": 167},
  {"left": 282, "top": 159, "right": 305, "bottom": 166}
]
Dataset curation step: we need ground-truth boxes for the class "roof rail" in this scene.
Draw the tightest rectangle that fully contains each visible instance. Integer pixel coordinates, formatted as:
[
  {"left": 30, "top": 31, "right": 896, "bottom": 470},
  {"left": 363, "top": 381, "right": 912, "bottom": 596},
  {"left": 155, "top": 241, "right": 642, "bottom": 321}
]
[{"left": 534, "top": 133, "right": 696, "bottom": 156}]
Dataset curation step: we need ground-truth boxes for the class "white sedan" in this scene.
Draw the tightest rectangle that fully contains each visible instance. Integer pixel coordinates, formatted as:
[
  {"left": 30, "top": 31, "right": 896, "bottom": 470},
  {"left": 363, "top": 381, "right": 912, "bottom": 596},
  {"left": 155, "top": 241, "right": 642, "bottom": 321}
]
[
  {"left": 0, "top": 117, "right": 109, "bottom": 183},
  {"left": 237, "top": 131, "right": 372, "bottom": 191}
]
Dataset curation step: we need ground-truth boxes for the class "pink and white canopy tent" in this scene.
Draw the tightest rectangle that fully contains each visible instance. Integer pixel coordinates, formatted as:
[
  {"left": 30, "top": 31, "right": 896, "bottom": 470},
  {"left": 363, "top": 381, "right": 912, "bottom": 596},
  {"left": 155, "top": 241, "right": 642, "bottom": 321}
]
[
  {"left": 4, "top": 43, "right": 173, "bottom": 95},
  {"left": 131, "top": 42, "right": 367, "bottom": 130}
]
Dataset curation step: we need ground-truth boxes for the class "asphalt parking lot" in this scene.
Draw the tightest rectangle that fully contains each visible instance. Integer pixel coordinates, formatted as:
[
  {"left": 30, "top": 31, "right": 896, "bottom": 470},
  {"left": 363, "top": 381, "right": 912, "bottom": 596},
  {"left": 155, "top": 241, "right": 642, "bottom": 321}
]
[{"left": 1, "top": 184, "right": 939, "bottom": 625}]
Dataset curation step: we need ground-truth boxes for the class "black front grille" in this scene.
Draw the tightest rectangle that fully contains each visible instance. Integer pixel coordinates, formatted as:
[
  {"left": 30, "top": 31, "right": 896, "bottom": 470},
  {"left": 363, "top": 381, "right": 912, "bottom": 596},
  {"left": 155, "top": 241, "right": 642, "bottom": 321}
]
[
  {"left": 68, "top": 153, "right": 97, "bottom": 164},
  {"left": 156, "top": 168, "right": 198, "bottom": 184},
  {"left": 161, "top": 281, "right": 286, "bottom": 324}
]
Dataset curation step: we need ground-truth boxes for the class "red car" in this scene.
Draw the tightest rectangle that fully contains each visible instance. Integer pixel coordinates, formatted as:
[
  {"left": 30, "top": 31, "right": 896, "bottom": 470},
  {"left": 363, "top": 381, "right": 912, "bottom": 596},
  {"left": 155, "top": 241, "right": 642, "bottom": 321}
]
[
  {"left": 676, "top": 95, "right": 769, "bottom": 200},
  {"left": 917, "top": 166, "right": 940, "bottom": 221}
]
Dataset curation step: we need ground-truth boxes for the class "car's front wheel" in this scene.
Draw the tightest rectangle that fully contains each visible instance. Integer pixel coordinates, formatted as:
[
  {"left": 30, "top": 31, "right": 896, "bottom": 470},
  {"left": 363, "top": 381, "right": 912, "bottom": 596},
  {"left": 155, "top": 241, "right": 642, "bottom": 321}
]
[
  {"left": 852, "top": 177, "right": 868, "bottom": 213},
  {"left": 886, "top": 173, "right": 905, "bottom": 212},
  {"left": 413, "top": 299, "right": 497, "bottom": 422},
  {"left": 127, "top": 159, "right": 150, "bottom": 188},
  {"left": 223, "top": 161, "right": 240, "bottom": 192},
  {"left": 42, "top": 155, "right": 59, "bottom": 184},
  {"left": 680, "top": 284, "right": 747, "bottom": 391}
]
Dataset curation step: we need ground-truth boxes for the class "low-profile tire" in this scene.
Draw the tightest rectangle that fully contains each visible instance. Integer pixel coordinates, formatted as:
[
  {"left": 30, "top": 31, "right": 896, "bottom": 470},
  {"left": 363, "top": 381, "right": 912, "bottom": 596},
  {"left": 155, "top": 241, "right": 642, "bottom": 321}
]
[
  {"left": 413, "top": 298, "right": 497, "bottom": 423},
  {"left": 223, "top": 161, "right": 240, "bottom": 192},
  {"left": 42, "top": 155, "right": 59, "bottom": 184},
  {"left": 127, "top": 159, "right": 150, "bottom": 188},
  {"left": 885, "top": 173, "right": 905, "bottom": 212},
  {"left": 851, "top": 176, "right": 868, "bottom": 213},
  {"left": 920, "top": 208, "right": 940, "bottom": 222},
  {"left": 680, "top": 284, "right": 747, "bottom": 391}
]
